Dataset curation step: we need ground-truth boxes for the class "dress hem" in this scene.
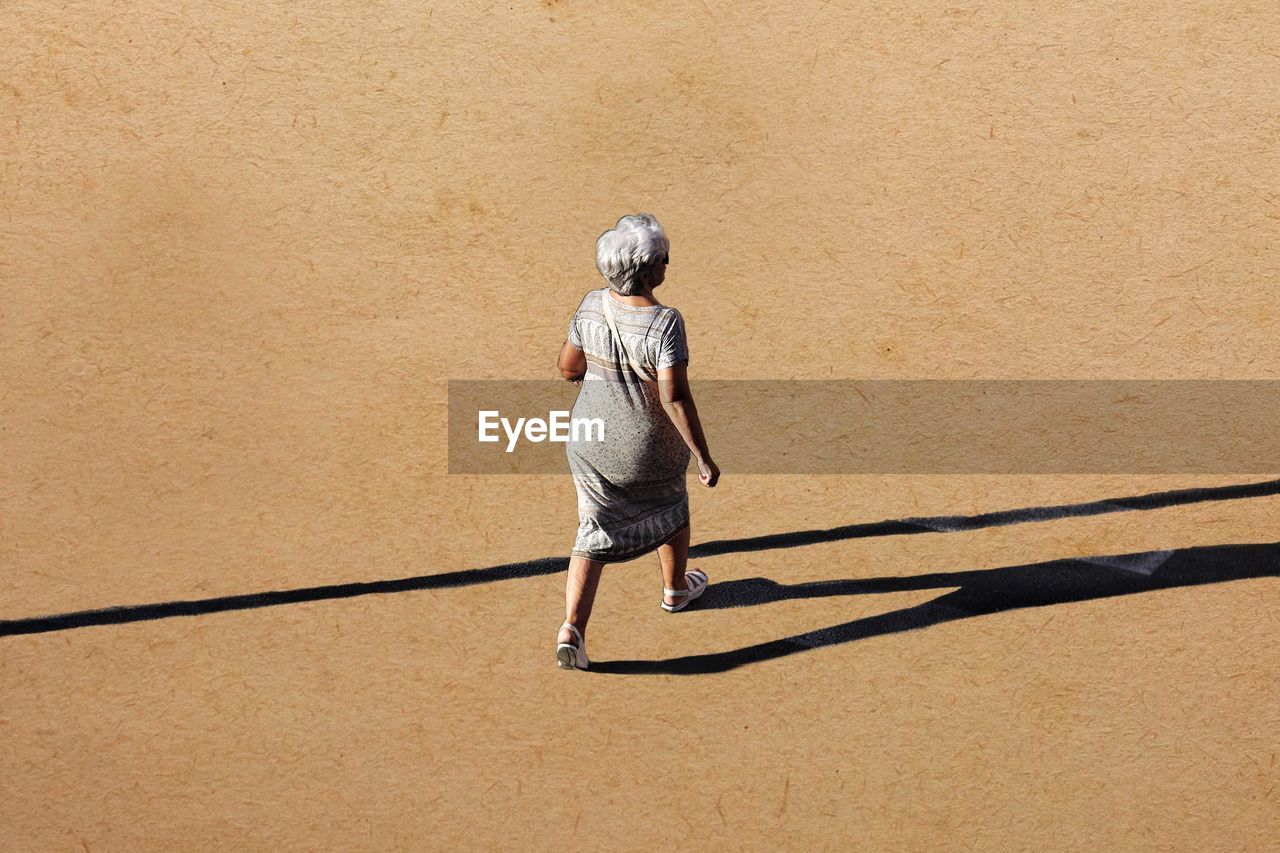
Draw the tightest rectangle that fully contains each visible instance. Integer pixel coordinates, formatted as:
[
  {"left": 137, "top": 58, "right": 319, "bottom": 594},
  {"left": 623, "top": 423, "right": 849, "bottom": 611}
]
[{"left": 570, "top": 520, "right": 691, "bottom": 564}]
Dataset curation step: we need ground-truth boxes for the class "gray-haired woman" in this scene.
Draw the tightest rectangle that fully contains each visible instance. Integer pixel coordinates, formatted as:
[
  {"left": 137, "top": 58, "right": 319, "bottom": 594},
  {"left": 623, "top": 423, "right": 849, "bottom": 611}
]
[{"left": 553, "top": 213, "right": 720, "bottom": 670}]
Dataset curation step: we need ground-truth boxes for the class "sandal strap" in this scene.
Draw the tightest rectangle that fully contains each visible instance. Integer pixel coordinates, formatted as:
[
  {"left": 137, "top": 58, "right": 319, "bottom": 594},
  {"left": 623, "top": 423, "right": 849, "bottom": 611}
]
[
  {"left": 560, "top": 622, "right": 583, "bottom": 644},
  {"left": 663, "top": 571, "right": 707, "bottom": 597}
]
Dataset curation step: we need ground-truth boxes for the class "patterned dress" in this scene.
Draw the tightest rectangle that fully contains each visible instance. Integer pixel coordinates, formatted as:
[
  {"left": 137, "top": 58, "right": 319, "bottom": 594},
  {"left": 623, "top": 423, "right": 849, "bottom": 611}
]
[{"left": 565, "top": 287, "right": 692, "bottom": 562}]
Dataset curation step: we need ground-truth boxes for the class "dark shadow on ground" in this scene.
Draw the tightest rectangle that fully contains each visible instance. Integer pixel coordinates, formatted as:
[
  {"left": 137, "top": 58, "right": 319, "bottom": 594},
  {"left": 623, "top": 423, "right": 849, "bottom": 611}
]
[
  {"left": 590, "top": 541, "right": 1279, "bottom": 675},
  {"left": 688, "top": 477, "right": 1280, "bottom": 558},
  {"left": 0, "top": 557, "right": 571, "bottom": 638},
  {"left": 3, "top": 477, "right": 1278, "bottom": 638}
]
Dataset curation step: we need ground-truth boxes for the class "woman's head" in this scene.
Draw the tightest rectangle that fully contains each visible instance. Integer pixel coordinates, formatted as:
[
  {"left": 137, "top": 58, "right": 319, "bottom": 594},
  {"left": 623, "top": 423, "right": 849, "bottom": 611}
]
[{"left": 595, "top": 213, "right": 670, "bottom": 295}]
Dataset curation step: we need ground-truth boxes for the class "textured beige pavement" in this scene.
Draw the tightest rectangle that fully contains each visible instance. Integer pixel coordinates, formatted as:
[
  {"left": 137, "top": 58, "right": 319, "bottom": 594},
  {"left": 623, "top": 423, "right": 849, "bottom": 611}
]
[{"left": 3, "top": 2, "right": 1278, "bottom": 850}]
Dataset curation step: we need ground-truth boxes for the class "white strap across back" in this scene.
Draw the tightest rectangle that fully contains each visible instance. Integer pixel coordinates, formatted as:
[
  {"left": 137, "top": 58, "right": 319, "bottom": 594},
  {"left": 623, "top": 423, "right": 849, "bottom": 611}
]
[{"left": 599, "top": 287, "right": 657, "bottom": 382}]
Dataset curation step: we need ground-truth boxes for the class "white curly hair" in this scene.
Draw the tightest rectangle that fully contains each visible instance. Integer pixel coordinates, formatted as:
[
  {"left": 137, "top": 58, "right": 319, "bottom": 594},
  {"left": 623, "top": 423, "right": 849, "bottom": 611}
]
[{"left": 594, "top": 213, "right": 670, "bottom": 296}]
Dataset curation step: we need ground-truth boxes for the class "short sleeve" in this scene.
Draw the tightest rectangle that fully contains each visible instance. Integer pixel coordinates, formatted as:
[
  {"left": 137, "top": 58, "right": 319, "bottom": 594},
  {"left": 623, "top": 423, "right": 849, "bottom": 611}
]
[
  {"left": 568, "top": 314, "right": 582, "bottom": 349},
  {"left": 656, "top": 309, "right": 689, "bottom": 370},
  {"left": 567, "top": 293, "right": 587, "bottom": 349}
]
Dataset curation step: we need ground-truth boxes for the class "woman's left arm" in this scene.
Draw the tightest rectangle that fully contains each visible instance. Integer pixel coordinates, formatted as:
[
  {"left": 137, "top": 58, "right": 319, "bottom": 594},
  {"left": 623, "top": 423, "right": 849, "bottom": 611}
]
[{"left": 557, "top": 340, "right": 586, "bottom": 384}]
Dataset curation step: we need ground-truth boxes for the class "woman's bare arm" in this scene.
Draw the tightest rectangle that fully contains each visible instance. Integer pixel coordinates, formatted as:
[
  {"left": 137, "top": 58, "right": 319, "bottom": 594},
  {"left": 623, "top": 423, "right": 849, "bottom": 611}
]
[
  {"left": 557, "top": 340, "right": 586, "bottom": 383},
  {"left": 657, "top": 362, "right": 719, "bottom": 487}
]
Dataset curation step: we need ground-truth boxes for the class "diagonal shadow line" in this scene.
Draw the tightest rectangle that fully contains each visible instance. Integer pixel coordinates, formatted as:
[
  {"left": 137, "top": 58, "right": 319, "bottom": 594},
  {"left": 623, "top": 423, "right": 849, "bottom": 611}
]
[
  {"left": 687, "top": 476, "right": 1280, "bottom": 557},
  {"left": 695, "top": 547, "right": 1185, "bottom": 609},
  {"left": 0, "top": 557, "right": 571, "bottom": 638},
  {"left": 2, "top": 478, "right": 1278, "bottom": 638},
  {"left": 590, "top": 540, "right": 1280, "bottom": 675}
]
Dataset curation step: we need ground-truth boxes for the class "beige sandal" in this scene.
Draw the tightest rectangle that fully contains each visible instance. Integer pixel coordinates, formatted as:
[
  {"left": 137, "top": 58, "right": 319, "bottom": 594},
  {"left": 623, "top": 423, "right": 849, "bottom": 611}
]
[
  {"left": 662, "top": 569, "right": 709, "bottom": 613},
  {"left": 555, "top": 622, "right": 589, "bottom": 670}
]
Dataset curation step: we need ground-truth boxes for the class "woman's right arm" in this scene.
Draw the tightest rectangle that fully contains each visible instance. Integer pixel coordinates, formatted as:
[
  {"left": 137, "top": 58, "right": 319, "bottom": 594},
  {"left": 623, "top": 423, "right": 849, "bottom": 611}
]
[
  {"left": 558, "top": 297, "right": 588, "bottom": 384},
  {"left": 557, "top": 339, "right": 586, "bottom": 384},
  {"left": 658, "top": 363, "right": 719, "bottom": 487}
]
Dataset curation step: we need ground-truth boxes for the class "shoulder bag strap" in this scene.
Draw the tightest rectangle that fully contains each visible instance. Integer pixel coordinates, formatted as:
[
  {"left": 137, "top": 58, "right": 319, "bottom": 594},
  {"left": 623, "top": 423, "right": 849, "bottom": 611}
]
[{"left": 599, "top": 287, "right": 656, "bottom": 382}]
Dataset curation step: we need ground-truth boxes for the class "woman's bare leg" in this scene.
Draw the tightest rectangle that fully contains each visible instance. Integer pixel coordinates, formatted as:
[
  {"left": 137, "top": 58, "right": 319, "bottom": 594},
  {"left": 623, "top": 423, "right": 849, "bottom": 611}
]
[
  {"left": 657, "top": 524, "right": 692, "bottom": 607},
  {"left": 559, "top": 555, "right": 605, "bottom": 645}
]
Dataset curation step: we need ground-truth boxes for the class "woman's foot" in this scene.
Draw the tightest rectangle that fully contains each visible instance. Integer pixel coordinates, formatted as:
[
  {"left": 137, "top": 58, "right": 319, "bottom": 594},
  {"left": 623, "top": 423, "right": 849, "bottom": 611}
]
[
  {"left": 556, "top": 622, "right": 589, "bottom": 670},
  {"left": 662, "top": 569, "right": 708, "bottom": 612}
]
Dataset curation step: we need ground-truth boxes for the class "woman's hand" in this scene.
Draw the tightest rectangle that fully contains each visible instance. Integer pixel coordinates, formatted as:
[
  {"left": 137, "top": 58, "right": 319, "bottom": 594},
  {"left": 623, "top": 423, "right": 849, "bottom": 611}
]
[{"left": 696, "top": 456, "right": 719, "bottom": 488}]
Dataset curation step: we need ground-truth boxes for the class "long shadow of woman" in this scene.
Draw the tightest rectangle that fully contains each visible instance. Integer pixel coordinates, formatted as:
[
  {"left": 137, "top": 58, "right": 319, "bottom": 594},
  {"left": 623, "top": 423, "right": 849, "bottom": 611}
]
[
  {"left": 589, "top": 540, "right": 1279, "bottom": 675},
  {"left": 5, "top": 478, "right": 1277, "bottom": 643}
]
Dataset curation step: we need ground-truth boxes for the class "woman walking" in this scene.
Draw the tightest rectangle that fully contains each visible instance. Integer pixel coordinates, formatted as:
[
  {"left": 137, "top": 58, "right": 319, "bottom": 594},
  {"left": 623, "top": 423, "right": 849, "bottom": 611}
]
[{"left": 553, "top": 213, "right": 719, "bottom": 670}]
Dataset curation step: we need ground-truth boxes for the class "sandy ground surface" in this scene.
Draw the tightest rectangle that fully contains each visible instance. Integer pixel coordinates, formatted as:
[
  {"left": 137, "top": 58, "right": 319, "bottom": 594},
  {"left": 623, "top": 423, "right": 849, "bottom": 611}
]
[{"left": 3, "top": 2, "right": 1278, "bottom": 850}]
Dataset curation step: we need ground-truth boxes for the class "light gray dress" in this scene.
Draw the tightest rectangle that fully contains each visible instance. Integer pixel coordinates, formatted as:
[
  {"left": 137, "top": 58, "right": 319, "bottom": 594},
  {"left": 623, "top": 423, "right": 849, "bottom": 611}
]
[{"left": 566, "top": 287, "right": 691, "bottom": 562}]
